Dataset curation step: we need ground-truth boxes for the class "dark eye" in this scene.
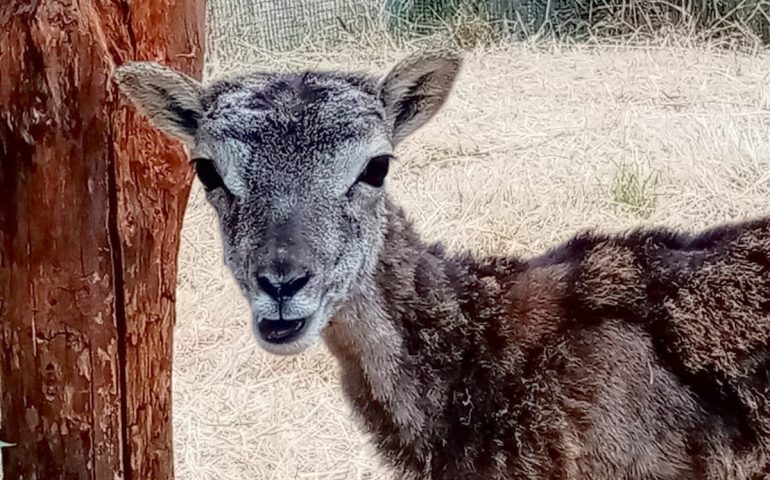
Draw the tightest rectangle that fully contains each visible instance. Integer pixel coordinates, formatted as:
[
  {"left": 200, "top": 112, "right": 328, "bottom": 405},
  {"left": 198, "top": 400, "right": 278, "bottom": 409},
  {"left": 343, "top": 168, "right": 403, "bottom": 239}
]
[
  {"left": 356, "top": 155, "right": 391, "bottom": 188},
  {"left": 192, "top": 158, "right": 225, "bottom": 191}
]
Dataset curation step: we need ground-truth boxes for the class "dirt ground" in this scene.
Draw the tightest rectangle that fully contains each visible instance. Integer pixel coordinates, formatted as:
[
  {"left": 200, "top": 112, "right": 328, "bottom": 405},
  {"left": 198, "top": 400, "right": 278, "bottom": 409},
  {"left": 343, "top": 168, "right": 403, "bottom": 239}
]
[{"left": 172, "top": 43, "right": 770, "bottom": 479}]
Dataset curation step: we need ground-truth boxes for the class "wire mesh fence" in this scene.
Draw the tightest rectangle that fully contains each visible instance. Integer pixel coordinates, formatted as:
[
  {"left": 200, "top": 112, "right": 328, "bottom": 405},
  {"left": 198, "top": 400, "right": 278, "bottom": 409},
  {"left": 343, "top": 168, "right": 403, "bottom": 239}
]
[
  {"left": 206, "top": 0, "right": 770, "bottom": 58},
  {"left": 207, "top": 0, "right": 373, "bottom": 58},
  {"left": 384, "top": 0, "right": 561, "bottom": 36},
  {"left": 205, "top": 0, "right": 568, "bottom": 57}
]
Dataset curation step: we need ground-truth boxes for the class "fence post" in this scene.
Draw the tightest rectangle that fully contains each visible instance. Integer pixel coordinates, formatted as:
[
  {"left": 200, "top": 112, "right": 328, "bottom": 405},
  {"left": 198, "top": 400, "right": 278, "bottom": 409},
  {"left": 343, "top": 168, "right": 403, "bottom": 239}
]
[{"left": 0, "top": 1, "right": 204, "bottom": 478}]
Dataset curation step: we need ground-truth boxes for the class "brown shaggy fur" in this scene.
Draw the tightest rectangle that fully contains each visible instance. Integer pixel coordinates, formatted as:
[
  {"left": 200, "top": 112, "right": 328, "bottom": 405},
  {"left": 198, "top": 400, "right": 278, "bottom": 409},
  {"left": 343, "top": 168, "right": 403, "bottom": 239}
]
[{"left": 325, "top": 201, "right": 770, "bottom": 479}]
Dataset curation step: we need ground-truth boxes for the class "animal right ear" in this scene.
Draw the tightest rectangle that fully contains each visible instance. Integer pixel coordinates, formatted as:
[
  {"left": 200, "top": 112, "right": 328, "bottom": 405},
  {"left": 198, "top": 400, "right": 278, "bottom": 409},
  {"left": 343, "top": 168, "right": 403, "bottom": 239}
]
[
  {"left": 378, "top": 50, "right": 462, "bottom": 145},
  {"left": 113, "top": 62, "right": 203, "bottom": 145}
]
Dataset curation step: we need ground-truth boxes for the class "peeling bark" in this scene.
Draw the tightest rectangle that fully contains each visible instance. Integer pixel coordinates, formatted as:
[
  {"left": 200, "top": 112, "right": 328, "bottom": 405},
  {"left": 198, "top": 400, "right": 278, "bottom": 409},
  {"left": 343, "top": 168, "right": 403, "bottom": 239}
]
[{"left": 0, "top": 1, "right": 204, "bottom": 478}]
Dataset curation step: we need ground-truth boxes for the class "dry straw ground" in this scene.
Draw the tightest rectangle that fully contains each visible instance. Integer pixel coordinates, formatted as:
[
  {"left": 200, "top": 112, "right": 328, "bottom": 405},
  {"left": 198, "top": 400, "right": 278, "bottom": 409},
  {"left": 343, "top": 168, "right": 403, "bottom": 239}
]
[{"left": 173, "top": 42, "right": 770, "bottom": 479}]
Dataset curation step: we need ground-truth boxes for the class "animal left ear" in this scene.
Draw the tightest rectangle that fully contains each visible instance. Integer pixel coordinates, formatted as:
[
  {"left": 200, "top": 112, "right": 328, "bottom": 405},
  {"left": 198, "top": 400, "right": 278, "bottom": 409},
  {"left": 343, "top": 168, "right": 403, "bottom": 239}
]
[
  {"left": 378, "top": 50, "right": 462, "bottom": 145},
  {"left": 113, "top": 61, "right": 203, "bottom": 145}
]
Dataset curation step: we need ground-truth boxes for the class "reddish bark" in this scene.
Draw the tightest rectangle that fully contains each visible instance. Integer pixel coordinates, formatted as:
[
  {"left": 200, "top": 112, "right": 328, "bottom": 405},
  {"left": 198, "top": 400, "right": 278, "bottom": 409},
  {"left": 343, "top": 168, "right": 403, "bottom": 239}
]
[{"left": 0, "top": 1, "right": 204, "bottom": 478}]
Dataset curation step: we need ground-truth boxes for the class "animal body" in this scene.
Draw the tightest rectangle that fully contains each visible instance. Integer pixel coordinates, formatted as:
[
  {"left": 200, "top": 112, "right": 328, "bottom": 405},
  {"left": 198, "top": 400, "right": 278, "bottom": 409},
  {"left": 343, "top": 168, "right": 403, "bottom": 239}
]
[{"left": 115, "top": 51, "right": 770, "bottom": 479}]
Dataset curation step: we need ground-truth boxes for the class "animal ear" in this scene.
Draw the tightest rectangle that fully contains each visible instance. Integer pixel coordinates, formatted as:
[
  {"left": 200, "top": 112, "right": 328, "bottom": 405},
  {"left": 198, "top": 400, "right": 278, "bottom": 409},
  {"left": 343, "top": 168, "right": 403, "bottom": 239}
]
[
  {"left": 113, "top": 61, "right": 203, "bottom": 144},
  {"left": 378, "top": 50, "right": 462, "bottom": 145}
]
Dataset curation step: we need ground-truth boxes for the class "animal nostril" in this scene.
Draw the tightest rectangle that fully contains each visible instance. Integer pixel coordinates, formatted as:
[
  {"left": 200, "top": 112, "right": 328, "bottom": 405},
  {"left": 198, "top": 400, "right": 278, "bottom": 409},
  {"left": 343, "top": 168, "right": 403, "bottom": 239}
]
[
  {"left": 257, "top": 275, "right": 280, "bottom": 301},
  {"left": 256, "top": 273, "right": 310, "bottom": 301},
  {"left": 282, "top": 274, "right": 310, "bottom": 298},
  {"left": 278, "top": 275, "right": 310, "bottom": 298}
]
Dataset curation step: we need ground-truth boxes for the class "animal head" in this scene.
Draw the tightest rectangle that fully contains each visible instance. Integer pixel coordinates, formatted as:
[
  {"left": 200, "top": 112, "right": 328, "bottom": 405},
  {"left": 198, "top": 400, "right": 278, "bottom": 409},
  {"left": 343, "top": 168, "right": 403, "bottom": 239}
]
[{"left": 114, "top": 52, "right": 462, "bottom": 355}]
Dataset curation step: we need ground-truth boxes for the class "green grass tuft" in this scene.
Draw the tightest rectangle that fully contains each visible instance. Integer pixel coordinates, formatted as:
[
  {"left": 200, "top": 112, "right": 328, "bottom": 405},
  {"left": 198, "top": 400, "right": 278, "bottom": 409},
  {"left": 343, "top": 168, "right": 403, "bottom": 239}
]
[{"left": 609, "top": 161, "right": 661, "bottom": 218}]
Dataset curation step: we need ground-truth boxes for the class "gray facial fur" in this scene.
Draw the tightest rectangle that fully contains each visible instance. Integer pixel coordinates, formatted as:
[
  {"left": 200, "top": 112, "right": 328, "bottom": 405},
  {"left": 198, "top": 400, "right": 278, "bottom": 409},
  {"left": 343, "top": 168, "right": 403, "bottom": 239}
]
[{"left": 114, "top": 53, "right": 462, "bottom": 354}]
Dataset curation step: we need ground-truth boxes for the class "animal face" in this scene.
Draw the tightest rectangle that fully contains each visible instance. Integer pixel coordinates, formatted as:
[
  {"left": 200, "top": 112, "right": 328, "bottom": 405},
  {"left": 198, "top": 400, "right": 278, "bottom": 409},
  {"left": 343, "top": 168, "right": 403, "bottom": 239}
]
[{"left": 114, "top": 52, "right": 461, "bottom": 354}]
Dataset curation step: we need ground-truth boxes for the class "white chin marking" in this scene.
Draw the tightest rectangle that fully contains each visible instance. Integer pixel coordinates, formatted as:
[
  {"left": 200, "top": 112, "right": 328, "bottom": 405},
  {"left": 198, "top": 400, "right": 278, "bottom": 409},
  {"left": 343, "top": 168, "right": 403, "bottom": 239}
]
[{"left": 258, "top": 339, "right": 313, "bottom": 356}]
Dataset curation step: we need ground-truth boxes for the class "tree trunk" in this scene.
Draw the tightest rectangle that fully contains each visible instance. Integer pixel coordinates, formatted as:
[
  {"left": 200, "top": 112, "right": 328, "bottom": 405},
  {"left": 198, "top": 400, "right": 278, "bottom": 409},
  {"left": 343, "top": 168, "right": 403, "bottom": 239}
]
[{"left": 0, "top": 1, "right": 204, "bottom": 479}]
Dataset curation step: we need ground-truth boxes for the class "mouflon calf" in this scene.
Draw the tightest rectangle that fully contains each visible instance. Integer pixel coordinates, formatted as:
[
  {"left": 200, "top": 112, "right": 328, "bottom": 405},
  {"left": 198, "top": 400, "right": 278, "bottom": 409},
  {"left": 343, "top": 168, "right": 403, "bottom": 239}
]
[{"left": 115, "top": 51, "right": 770, "bottom": 479}]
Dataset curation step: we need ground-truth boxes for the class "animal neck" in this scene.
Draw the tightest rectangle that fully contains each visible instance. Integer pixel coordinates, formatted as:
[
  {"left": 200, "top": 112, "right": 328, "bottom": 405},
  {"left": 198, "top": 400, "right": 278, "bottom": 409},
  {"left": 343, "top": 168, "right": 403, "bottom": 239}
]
[{"left": 323, "top": 197, "right": 526, "bottom": 474}]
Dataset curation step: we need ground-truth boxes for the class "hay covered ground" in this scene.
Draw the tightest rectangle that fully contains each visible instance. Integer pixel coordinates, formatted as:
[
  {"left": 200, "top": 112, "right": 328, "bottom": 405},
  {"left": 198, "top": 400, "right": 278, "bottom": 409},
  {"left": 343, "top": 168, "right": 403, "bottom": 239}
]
[{"left": 173, "top": 43, "right": 770, "bottom": 479}]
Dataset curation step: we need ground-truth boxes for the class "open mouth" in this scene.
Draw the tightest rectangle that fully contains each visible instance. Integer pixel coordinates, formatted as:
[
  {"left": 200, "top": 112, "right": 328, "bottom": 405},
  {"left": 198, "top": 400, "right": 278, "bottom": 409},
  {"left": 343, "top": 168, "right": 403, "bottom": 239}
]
[{"left": 257, "top": 318, "right": 308, "bottom": 344}]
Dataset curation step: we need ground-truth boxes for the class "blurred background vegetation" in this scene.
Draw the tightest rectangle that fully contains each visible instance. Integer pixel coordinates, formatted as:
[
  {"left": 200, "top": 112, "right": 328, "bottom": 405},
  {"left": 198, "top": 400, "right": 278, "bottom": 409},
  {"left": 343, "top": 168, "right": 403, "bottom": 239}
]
[
  {"left": 207, "top": 0, "right": 770, "bottom": 57},
  {"left": 383, "top": 0, "right": 770, "bottom": 41}
]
